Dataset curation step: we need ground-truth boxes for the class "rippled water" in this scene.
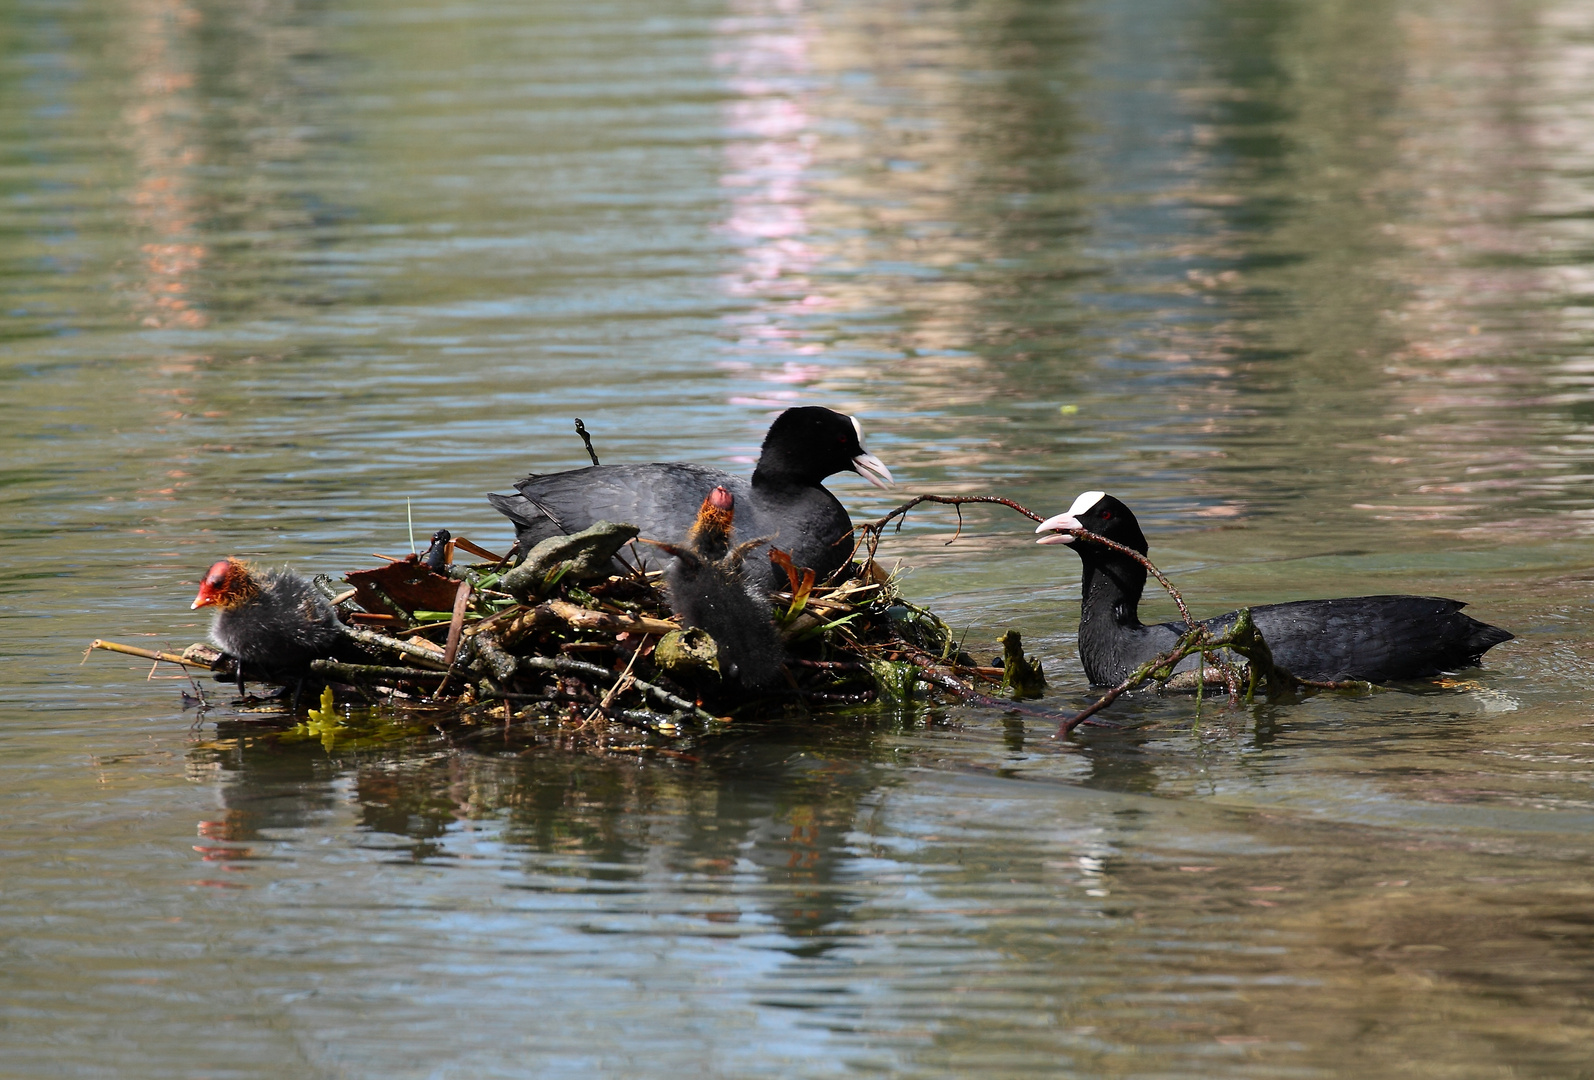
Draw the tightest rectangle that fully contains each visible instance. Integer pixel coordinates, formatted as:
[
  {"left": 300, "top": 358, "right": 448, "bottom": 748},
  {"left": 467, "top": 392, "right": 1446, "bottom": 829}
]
[{"left": 5, "top": 0, "right": 1594, "bottom": 1075}]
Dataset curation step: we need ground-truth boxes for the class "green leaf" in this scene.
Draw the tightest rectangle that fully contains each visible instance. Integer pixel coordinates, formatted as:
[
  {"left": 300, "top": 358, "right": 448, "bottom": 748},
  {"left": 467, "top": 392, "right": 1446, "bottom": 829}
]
[
  {"left": 792, "top": 611, "right": 861, "bottom": 642},
  {"left": 294, "top": 686, "right": 343, "bottom": 751}
]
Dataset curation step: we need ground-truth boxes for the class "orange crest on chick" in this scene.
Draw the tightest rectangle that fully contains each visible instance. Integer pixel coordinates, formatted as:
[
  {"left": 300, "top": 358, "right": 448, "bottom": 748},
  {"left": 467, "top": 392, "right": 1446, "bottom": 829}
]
[
  {"left": 191, "top": 558, "right": 260, "bottom": 611},
  {"left": 685, "top": 486, "right": 737, "bottom": 558}
]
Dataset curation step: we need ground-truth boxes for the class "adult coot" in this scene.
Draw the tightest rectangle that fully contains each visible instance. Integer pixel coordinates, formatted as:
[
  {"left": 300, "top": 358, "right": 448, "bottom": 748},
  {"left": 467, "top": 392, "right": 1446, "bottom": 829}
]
[
  {"left": 488, "top": 406, "right": 892, "bottom": 591},
  {"left": 1034, "top": 491, "right": 1513, "bottom": 686},
  {"left": 191, "top": 558, "right": 361, "bottom": 681},
  {"left": 654, "top": 486, "right": 784, "bottom": 690}
]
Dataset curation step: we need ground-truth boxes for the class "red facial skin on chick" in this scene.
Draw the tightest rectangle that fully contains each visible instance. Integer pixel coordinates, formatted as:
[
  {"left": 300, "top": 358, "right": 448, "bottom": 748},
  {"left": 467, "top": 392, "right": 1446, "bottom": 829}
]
[
  {"left": 191, "top": 558, "right": 257, "bottom": 611},
  {"left": 688, "top": 487, "right": 736, "bottom": 552}
]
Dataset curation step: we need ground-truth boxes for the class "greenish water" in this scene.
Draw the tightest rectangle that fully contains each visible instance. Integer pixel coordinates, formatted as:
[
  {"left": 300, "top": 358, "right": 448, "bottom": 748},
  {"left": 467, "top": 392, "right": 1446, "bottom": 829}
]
[{"left": 4, "top": 0, "right": 1594, "bottom": 1076}]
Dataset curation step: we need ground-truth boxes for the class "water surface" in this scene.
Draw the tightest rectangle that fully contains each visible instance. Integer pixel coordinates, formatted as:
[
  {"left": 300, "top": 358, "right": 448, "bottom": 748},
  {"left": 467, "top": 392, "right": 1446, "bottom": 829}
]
[{"left": 4, "top": 0, "right": 1594, "bottom": 1076}]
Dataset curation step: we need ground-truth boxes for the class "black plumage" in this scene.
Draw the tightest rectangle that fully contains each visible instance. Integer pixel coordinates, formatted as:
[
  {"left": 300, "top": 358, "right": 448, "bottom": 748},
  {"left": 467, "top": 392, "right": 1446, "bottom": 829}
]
[
  {"left": 656, "top": 487, "right": 784, "bottom": 690},
  {"left": 488, "top": 406, "right": 892, "bottom": 591},
  {"left": 420, "top": 529, "right": 452, "bottom": 572},
  {"left": 1036, "top": 492, "right": 1513, "bottom": 686},
  {"left": 191, "top": 558, "right": 361, "bottom": 681}
]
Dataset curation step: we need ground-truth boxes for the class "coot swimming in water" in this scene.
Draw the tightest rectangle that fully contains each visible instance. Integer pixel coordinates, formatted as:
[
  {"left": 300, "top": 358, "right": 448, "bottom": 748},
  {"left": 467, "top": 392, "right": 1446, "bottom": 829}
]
[
  {"left": 488, "top": 406, "right": 892, "bottom": 591},
  {"left": 1035, "top": 491, "right": 1513, "bottom": 686},
  {"left": 191, "top": 558, "right": 360, "bottom": 681},
  {"left": 655, "top": 486, "right": 784, "bottom": 690}
]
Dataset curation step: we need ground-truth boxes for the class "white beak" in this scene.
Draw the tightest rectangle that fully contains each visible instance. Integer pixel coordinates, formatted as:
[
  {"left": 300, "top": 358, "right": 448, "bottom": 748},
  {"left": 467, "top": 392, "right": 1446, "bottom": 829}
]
[
  {"left": 1034, "top": 512, "right": 1082, "bottom": 545},
  {"left": 852, "top": 452, "right": 894, "bottom": 489}
]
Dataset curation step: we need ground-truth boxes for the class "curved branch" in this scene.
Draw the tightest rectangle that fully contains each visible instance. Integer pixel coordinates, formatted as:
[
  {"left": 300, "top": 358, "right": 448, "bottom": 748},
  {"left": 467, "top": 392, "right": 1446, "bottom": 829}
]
[
  {"left": 1058, "top": 528, "right": 1194, "bottom": 628},
  {"left": 856, "top": 494, "right": 1045, "bottom": 537},
  {"left": 1056, "top": 610, "right": 1371, "bottom": 735}
]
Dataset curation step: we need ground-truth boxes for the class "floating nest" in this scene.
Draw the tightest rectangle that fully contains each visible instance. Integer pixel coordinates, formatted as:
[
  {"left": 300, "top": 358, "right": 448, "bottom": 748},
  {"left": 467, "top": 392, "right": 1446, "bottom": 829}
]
[
  {"left": 93, "top": 494, "right": 1365, "bottom": 753},
  {"left": 93, "top": 515, "right": 1057, "bottom": 753}
]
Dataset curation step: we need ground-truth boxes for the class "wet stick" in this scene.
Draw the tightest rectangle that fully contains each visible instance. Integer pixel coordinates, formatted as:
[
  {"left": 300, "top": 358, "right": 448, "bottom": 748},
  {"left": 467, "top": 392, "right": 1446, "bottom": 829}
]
[
  {"left": 1055, "top": 609, "right": 1370, "bottom": 736},
  {"left": 586, "top": 642, "right": 644, "bottom": 725},
  {"left": 309, "top": 661, "right": 447, "bottom": 684},
  {"left": 88, "top": 639, "right": 204, "bottom": 667},
  {"left": 338, "top": 624, "right": 450, "bottom": 670},
  {"left": 469, "top": 601, "right": 677, "bottom": 654},
  {"left": 890, "top": 638, "right": 1116, "bottom": 730},
  {"left": 513, "top": 655, "right": 716, "bottom": 724},
  {"left": 442, "top": 579, "right": 472, "bottom": 668},
  {"left": 1057, "top": 629, "right": 1210, "bottom": 736},
  {"left": 574, "top": 418, "right": 600, "bottom": 466},
  {"left": 474, "top": 632, "right": 520, "bottom": 682},
  {"left": 544, "top": 599, "right": 677, "bottom": 636},
  {"left": 479, "top": 692, "right": 680, "bottom": 736}
]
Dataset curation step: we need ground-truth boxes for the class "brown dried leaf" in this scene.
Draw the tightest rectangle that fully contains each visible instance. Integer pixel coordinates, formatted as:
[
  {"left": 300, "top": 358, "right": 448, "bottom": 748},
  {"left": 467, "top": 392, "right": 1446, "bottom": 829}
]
[{"left": 344, "top": 557, "right": 462, "bottom": 616}]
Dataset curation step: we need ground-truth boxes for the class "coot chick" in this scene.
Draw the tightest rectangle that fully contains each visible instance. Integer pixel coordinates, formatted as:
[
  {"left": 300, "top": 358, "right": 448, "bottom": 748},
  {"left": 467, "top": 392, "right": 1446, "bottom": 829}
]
[
  {"left": 488, "top": 406, "right": 892, "bottom": 591},
  {"left": 191, "top": 558, "right": 357, "bottom": 681},
  {"left": 1035, "top": 491, "right": 1513, "bottom": 686},
  {"left": 656, "top": 486, "right": 784, "bottom": 690}
]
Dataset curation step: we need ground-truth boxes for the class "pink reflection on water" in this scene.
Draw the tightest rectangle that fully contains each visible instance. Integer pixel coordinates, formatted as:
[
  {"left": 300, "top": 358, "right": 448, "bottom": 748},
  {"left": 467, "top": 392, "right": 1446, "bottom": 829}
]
[
  {"left": 715, "top": 0, "right": 830, "bottom": 386},
  {"left": 123, "top": 0, "right": 208, "bottom": 330}
]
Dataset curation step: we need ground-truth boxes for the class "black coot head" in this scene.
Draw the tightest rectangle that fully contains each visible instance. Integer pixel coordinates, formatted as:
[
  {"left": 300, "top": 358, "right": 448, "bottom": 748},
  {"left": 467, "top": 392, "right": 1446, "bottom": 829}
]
[
  {"left": 755, "top": 407, "right": 893, "bottom": 489},
  {"left": 1034, "top": 491, "right": 1148, "bottom": 555}
]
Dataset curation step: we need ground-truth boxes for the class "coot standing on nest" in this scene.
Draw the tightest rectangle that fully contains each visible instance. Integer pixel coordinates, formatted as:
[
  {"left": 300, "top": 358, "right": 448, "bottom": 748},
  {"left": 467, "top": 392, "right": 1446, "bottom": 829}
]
[
  {"left": 653, "top": 486, "right": 784, "bottom": 690},
  {"left": 191, "top": 558, "right": 362, "bottom": 684},
  {"left": 488, "top": 406, "right": 892, "bottom": 590},
  {"left": 1035, "top": 491, "right": 1513, "bottom": 686}
]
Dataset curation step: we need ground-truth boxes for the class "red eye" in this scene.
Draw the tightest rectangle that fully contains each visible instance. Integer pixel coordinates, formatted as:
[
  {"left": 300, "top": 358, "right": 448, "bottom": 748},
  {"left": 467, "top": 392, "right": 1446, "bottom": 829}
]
[{"left": 1099, "top": 511, "right": 1112, "bottom": 521}]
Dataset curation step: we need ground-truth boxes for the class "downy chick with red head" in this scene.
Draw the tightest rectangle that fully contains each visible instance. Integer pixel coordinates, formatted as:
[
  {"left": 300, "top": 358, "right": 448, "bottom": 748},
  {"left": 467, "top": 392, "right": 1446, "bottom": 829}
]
[
  {"left": 656, "top": 486, "right": 784, "bottom": 690},
  {"left": 191, "top": 558, "right": 354, "bottom": 681}
]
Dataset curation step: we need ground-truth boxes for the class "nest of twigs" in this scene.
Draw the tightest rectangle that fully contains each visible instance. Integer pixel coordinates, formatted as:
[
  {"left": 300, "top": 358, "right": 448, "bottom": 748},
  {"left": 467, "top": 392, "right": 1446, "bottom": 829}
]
[
  {"left": 92, "top": 517, "right": 1069, "bottom": 752},
  {"left": 91, "top": 494, "right": 1367, "bottom": 752}
]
